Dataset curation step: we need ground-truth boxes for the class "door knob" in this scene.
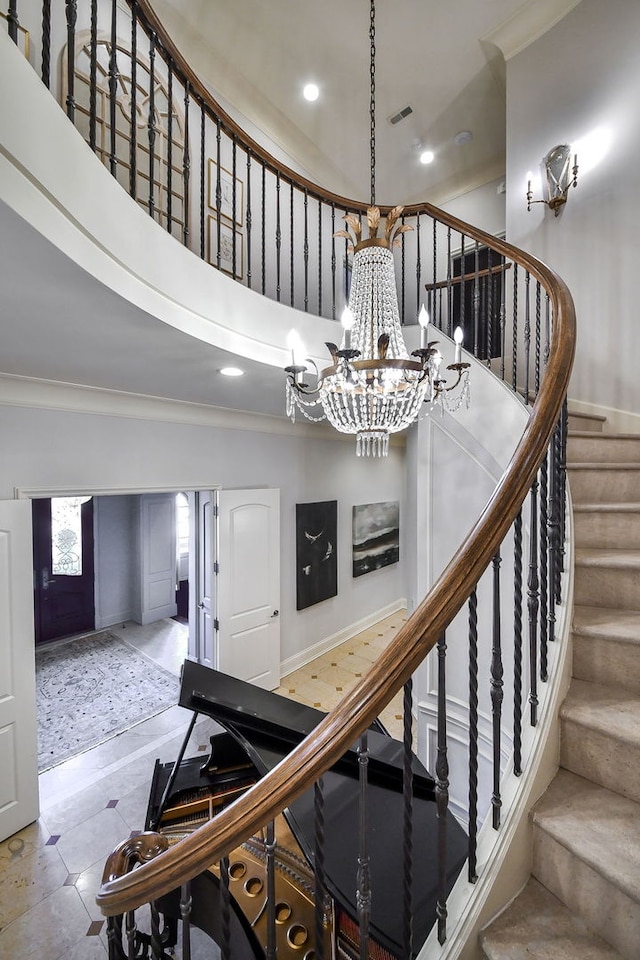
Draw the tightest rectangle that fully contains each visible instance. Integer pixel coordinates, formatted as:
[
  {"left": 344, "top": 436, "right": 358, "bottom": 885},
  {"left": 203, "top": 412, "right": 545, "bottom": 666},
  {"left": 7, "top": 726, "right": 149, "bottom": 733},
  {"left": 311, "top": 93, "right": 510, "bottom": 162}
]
[{"left": 271, "top": 609, "right": 279, "bottom": 618}]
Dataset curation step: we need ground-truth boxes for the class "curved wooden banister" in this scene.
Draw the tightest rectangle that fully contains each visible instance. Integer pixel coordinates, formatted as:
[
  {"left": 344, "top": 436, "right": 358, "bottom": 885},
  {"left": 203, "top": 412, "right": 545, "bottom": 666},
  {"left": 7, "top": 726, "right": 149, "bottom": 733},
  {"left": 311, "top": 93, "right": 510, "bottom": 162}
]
[{"left": 96, "top": 209, "right": 575, "bottom": 915}]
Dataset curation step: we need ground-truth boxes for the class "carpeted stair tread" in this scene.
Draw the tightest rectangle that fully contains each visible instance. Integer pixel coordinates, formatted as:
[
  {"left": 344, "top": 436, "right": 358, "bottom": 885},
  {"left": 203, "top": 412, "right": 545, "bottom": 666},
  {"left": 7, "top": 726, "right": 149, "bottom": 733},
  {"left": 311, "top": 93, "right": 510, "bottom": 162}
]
[
  {"left": 573, "top": 502, "right": 640, "bottom": 512},
  {"left": 561, "top": 679, "right": 640, "bottom": 749},
  {"left": 569, "top": 431, "right": 640, "bottom": 440},
  {"left": 532, "top": 770, "right": 640, "bottom": 904},
  {"left": 480, "top": 877, "right": 623, "bottom": 960},
  {"left": 569, "top": 462, "right": 640, "bottom": 470},
  {"left": 575, "top": 547, "right": 640, "bottom": 569},
  {"left": 573, "top": 606, "right": 640, "bottom": 644}
]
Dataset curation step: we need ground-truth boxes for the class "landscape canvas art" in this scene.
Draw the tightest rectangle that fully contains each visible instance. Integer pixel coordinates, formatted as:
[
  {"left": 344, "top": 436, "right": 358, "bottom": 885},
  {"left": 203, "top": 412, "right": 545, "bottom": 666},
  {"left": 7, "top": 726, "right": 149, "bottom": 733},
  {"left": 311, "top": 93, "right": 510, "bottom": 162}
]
[
  {"left": 352, "top": 501, "right": 400, "bottom": 577},
  {"left": 296, "top": 500, "right": 337, "bottom": 610}
]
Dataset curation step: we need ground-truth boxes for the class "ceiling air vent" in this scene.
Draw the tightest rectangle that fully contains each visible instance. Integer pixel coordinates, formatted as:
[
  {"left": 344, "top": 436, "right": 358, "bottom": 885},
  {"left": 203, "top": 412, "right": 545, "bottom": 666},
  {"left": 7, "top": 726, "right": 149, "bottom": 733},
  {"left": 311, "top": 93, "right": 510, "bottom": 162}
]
[{"left": 388, "top": 105, "right": 413, "bottom": 125}]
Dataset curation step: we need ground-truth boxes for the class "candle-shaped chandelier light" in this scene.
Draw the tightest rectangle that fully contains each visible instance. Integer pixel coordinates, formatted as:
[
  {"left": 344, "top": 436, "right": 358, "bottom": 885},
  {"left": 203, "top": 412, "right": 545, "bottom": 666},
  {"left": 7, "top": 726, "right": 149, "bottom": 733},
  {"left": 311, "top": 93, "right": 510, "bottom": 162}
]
[{"left": 284, "top": 0, "right": 470, "bottom": 456}]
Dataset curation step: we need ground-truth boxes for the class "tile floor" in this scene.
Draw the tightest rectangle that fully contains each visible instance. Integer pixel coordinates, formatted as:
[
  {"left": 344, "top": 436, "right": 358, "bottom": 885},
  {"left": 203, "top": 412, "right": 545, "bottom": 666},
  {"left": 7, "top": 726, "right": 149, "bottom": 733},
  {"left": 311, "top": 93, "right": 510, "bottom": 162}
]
[{"left": 0, "top": 611, "right": 406, "bottom": 959}]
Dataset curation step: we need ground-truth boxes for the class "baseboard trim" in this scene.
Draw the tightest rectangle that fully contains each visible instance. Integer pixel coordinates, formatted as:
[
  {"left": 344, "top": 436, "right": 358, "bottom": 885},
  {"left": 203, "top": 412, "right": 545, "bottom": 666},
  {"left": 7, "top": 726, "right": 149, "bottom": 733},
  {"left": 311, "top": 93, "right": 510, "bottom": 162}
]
[{"left": 280, "top": 599, "right": 407, "bottom": 677}]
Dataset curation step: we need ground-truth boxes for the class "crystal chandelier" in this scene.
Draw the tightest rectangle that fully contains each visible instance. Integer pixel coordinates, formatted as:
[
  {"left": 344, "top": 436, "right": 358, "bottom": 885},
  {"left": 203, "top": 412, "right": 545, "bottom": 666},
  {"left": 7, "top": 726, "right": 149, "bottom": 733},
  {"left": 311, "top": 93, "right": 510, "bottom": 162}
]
[{"left": 284, "top": 0, "right": 470, "bottom": 457}]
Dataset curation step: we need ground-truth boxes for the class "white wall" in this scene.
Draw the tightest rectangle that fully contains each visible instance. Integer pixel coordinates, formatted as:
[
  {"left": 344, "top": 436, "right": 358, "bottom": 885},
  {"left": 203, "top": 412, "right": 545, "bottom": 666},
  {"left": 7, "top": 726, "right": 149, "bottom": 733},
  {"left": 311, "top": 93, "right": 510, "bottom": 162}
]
[
  {"left": 506, "top": 0, "right": 640, "bottom": 427},
  {"left": 94, "top": 494, "right": 136, "bottom": 628},
  {"left": 0, "top": 390, "right": 406, "bottom": 665}
]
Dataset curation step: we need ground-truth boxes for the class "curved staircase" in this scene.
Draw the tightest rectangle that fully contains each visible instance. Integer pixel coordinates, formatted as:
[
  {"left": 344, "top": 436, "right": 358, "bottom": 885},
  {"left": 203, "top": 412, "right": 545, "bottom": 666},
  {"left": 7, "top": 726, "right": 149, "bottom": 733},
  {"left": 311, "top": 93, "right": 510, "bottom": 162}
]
[{"left": 480, "top": 422, "right": 640, "bottom": 959}]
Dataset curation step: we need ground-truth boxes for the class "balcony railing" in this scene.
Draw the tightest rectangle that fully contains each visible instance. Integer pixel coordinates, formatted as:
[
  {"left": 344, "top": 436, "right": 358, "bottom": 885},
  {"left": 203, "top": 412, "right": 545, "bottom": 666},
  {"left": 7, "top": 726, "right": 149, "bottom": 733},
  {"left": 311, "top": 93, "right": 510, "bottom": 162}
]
[{"left": 3, "top": 2, "right": 577, "bottom": 957}]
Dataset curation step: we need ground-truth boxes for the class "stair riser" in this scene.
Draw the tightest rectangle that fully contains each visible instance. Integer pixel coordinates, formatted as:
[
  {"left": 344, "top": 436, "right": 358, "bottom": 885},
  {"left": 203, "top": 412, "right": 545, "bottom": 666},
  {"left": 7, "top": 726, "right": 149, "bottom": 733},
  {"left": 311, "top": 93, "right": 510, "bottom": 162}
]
[
  {"left": 568, "top": 468, "right": 640, "bottom": 504},
  {"left": 568, "top": 436, "right": 640, "bottom": 463},
  {"left": 573, "top": 634, "right": 640, "bottom": 696},
  {"left": 567, "top": 414, "right": 605, "bottom": 433},
  {"left": 574, "top": 510, "right": 640, "bottom": 548},
  {"left": 574, "top": 565, "right": 640, "bottom": 610},
  {"left": 561, "top": 717, "right": 640, "bottom": 805},
  {"left": 532, "top": 827, "right": 640, "bottom": 960}
]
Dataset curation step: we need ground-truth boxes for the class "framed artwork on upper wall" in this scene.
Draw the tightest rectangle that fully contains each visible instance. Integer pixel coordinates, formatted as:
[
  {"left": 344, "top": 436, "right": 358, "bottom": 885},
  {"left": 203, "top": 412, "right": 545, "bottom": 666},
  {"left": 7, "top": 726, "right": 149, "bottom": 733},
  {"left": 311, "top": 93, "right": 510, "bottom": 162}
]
[
  {"left": 352, "top": 501, "right": 399, "bottom": 577},
  {"left": 207, "top": 159, "right": 244, "bottom": 227},
  {"left": 208, "top": 216, "right": 244, "bottom": 280},
  {"left": 296, "top": 500, "right": 337, "bottom": 610}
]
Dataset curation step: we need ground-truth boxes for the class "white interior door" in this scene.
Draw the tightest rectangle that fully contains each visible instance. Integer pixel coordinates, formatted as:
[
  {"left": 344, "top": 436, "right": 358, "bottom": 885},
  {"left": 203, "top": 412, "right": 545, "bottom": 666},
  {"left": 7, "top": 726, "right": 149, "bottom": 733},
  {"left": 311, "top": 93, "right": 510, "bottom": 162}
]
[
  {"left": 0, "top": 500, "right": 39, "bottom": 842},
  {"left": 216, "top": 489, "right": 280, "bottom": 690},
  {"left": 189, "top": 491, "right": 215, "bottom": 668},
  {"left": 137, "top": 493, "right": 177, "bottom": 625}
]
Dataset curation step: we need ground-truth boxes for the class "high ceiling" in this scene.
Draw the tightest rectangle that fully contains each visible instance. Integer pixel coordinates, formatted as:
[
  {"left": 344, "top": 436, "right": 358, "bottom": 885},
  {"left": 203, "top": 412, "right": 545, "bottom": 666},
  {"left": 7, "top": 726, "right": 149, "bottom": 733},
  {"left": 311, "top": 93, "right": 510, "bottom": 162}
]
[
  {"left": 149, "top": 0, "right": 577, "bottom": 206},
  {"left": 1, "top": 1, "right": 580, "bottom": 417}
]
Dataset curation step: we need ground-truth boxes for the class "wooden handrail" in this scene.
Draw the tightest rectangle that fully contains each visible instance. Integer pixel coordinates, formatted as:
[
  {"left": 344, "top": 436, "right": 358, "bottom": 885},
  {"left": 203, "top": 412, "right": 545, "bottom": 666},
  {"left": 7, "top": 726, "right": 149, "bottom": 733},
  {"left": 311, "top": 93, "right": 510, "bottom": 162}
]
[{"left": 96, "top": 204, "right": 576, "bottom": 914}]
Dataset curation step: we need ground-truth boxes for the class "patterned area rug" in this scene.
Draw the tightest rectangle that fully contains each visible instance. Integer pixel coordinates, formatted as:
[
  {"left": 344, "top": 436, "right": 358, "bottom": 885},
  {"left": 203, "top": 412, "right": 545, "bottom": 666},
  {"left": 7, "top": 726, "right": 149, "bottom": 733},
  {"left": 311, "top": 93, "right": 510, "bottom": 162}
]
[{"left": 36, "top": 631, "right": 180, "bottom": 772}]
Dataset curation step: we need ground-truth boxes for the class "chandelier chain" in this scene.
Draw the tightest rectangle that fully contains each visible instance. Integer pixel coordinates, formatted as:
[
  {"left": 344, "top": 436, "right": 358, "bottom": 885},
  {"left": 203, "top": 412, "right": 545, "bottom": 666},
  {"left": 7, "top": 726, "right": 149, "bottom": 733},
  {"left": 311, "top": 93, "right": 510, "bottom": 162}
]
[{"left": 369, "top": 0, "right": 376, "bottom": 207}]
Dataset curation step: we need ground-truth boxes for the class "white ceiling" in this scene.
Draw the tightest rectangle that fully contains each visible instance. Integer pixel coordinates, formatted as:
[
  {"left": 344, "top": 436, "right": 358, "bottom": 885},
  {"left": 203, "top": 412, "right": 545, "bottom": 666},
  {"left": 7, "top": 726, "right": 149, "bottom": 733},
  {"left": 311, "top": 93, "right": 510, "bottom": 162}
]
[
  {"left": 1, "top": 0, "right": 579, "bottom": 415},
  {"left": 149, "top": 0, "right": 576, "bottom": 206}
]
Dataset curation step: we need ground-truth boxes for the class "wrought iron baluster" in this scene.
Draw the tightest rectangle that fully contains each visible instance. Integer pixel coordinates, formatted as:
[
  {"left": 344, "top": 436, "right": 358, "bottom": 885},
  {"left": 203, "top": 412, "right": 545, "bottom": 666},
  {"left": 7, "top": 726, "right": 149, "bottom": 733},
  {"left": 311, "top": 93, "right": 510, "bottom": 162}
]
[
  {"left": 125, "top": 909, "right": 136, "bottom": 959},
  {"left": 289, "top": 182, "right": 294, "bottom": 305},
  {"left": 473, "top": 241, "right": 480, "bottom": 356},
  {"left": 318, "top": 198, "right": 323, "bottom": 317},
  {"left": 549, "top": 415, "right": 562, "bottom": 617},
  {"left": 231, "top": 137, "right": 238, "bottom": 278},
  {"left": 149, "top": 901, "right": 163, "bottom": 959},
  {"left": 500, "top": 259, "right": 507, "bottom": 382},
  {"left": 402, "top": 678, "right": 414, "bottom": 959},
  {"left": 198, "top": 103, "right": 205, "bottom": 257},
  {"left": 261, "top": 164, "right": 266, "bottom": 295},
  {"left": 513, "top": 510, "right": 524, "bottom": 776},
  {"left": 539, "top": 454, "right": 549, "bottom": 682},
  {"left": 220, "top": 856, "right": 231, "bottom": 960},
  {"left": 415, "top": 211, "right": 421, "bottom": 317},
  {"left": 431, "top": 218, "right": 437, "bottom": 325},
  {"left": 436, "top": 633, "right": 449, "bottom": 944},
  {"left": 166, "top": 62, "right": 172, "bottom": 230},
  {"left": 512, "top": 263, "right": 519, "bottom": 392},
  {"left": 314, "top": 777, "right": 328, "bottom": 960},
  {"left": 467, "top": 588, "right": 479, "bottom": 880},
  {"left": 182, "top": 80, "right": 190, "bottom": 246},
  {"left": 127, "top": 2, "right": 136, "bottom": 195},
  {"left": 487, "top": 248, "right": 494, "bottom": 361},
  {"left": 108, "top": 0, "right": 117, "bottom": 174},
  {"left": 544, "top": 292, "right": 551, "bottom": 367},
  {"left": 524, "top": 271, "right": 531, "bottom": 403},
  {"left": 180, "top": 881, "right": 192, "bottom": 960},
  {"left": 303, "top": 188, "right": 309, "bottom": 312},
  {"left": 528, "top": 478, "right": 540, "bottom": 726},
  {"left": 275, "top": 171, "right": 281, "bottom": 300},
  {"left": 356, "top": 733, "right": 371, "bottom": 960},
  {"left": 400, "top": 214, "right": 406, "bottom": 322},
  {"left": 559, "top": 398, "right": 569, "bottom": 582},
  {"left": 265, "top": 820, "right": 276, "bottom": 960},
  {"left": 7, "top": 1, "right": 19, "bottom": 45},
  {"left": 147, "top": 30, "right": 157, "bottom": 219},
  {"left": 459, "top": 234, "right": 466, "bottom": 346},
  {"left": 214, "top": 118, "right": 222, "bottom": 268},
  {"left": 445, "top": 227, "right": 452, "bottom": 337},
  {"left": 41, "top": 0, "right": 52, "bottom": 87},
  {"left": 330, "top": 203, "right": 336, "bottom": 319},
  {"left": 246, "top": 149, "right": 252, "bottom": 287},
  {"left": 490, "top": 550, "right": 504, "bottom": 829},
  {"left": 66, "top": 0, "right": 78, "bottom": 123},
  {"left": 88, "top": 0, "right": 98, "bottom": 151},
  {"left": 534, "top": 280, "right": 542, "bottom": 396}
]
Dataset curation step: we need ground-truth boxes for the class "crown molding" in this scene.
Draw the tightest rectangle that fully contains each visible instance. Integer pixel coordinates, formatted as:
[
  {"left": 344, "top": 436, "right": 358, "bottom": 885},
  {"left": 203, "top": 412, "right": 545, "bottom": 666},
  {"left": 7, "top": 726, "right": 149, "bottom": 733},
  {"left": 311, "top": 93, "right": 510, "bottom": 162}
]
[{"left": 483, "top": 0, "right": 584, "bottom": 61}]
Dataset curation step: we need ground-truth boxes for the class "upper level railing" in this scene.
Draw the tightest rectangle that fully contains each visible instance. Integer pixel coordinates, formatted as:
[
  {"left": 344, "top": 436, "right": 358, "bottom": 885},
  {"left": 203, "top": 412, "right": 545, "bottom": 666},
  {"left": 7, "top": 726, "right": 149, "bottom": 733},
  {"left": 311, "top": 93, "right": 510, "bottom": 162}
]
[{"left": 3, "top": 2, "right": 577, "bottom": 957}]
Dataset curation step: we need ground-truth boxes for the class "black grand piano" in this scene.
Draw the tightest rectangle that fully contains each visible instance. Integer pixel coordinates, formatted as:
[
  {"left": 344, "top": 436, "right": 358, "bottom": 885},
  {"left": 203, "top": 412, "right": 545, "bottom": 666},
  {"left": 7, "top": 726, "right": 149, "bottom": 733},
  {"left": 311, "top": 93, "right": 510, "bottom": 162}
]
[{"left": 145, "top": 660, "right": 467, "bottom": 959}]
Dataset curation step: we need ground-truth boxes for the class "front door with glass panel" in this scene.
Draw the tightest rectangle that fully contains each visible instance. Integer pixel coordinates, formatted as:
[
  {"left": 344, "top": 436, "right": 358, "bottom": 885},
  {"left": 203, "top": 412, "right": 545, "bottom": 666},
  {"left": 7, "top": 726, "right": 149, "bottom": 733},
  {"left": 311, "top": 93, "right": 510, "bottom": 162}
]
[{"left": 32, "top": 497, "right": 95, "bottom": 644}]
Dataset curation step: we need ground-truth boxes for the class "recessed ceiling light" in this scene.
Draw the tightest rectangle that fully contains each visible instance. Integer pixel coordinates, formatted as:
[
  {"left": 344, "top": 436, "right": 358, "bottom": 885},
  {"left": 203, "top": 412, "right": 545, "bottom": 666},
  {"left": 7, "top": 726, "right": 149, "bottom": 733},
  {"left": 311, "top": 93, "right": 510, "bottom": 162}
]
[
  {"left": 219, "top": 366, "right": 244, "bottom": 377},
  {"left": 419, "top": 150, "right": 434, "bottom": 165},
  {"left": 453, "top": 130, "right": 473, "bottom": 146},
  {"left": 303, "top": 83, "right": 319, "bottom": 102}
]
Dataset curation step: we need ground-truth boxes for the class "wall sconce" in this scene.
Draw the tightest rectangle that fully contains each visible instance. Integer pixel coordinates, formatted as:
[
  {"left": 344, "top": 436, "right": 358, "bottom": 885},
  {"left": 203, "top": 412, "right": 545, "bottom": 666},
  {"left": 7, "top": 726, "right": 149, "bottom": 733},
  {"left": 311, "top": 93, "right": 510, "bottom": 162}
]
[{"left": 527, "top": 144, "right": 578, "bottom": 216}]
